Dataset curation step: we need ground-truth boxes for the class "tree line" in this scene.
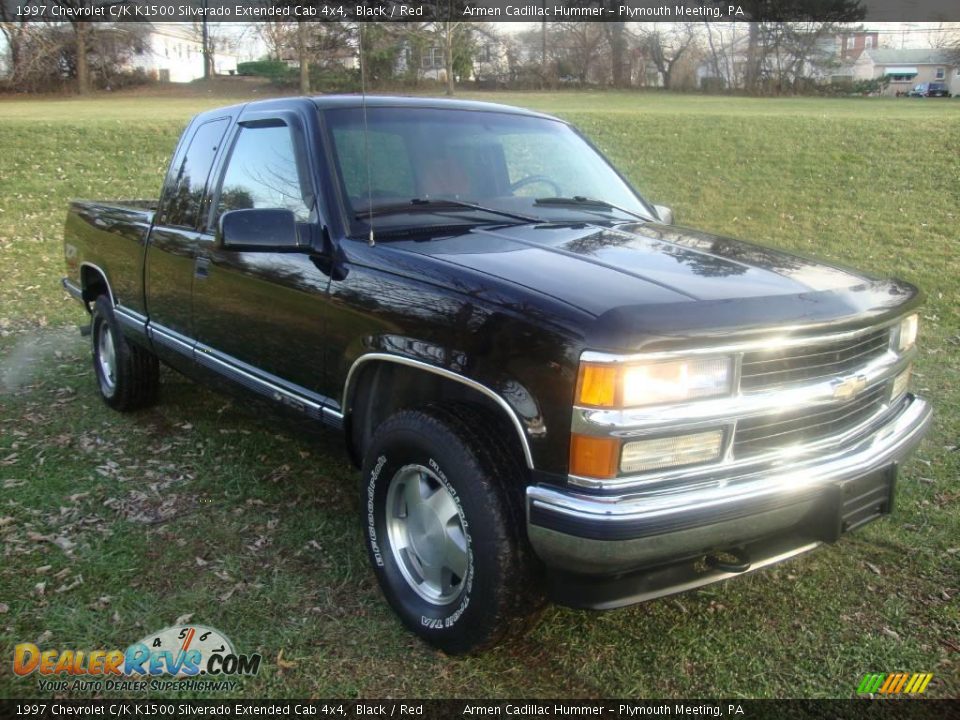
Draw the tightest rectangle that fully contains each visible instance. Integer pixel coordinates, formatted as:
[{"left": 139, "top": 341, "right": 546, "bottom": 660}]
[{"left": 3, "top": 1, "right": 960, "bottom": 96}]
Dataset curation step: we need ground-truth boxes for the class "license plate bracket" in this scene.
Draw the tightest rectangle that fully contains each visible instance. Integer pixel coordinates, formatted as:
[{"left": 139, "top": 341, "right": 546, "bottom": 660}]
[{"left": 817, "top": 465, "right": 898, "bottom": 542}]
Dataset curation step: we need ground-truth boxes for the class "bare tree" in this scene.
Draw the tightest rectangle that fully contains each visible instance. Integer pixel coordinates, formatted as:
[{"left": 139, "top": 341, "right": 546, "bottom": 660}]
[
  {"left": 606, "top": 21, "right": 629, "bottom": 87},
  {"left": 257, "top": 21, "right": 296, "bottom": 61},
  {"left": 297, "top": 20, "right": 309, "bottom": 93},
  {"left": 48, "top": 1, "right": 111, "bottom": 94},
  {"left": 638, "top": 23, "right": 699, "bottom": 90},
  {"left": 434, "top": 21, "right": 464, "bottom": 95},
  {"left": 549, "top": 22, "right": 608, "bottom": 85},
  {"left": 0, "top": 0, "right": 36, "bottom": 81}
]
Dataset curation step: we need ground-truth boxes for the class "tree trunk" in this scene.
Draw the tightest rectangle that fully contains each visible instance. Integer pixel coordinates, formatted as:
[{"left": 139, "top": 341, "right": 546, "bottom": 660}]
[
  {"left": 609, "top": 22, "right": 627, "bottom": 87},
  {"left": 444, "top": 23, "right": 455, "bottom": 96},
  {"left": 202, "top": 19, "right": 212, "bottom": 79},
  {"left": 745, "top": 21, "right": 761, "bottom": 94},
  {"left": 75, "top": 21, "right": 90, "bottom": 94},
  {"left": 540, "top": 17, "right": 547, "bottom": 88},
  {"left": 298, "top": 20, "right": 310, "bottom": 94}
]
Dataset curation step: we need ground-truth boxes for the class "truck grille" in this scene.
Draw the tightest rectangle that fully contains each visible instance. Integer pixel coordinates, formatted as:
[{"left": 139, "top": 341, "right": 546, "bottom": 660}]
[
  {"left": 739, "top": 328, "right": 891, "bottom": 391},
  {"left": 733, "top": 383, "right": 887, "bottom": 457}
]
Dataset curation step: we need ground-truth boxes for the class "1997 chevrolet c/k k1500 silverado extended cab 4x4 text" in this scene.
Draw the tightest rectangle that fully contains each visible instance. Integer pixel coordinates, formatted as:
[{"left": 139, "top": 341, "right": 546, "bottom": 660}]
[{"left": 63, "top": 96, "right": 932, "bottom": 653}]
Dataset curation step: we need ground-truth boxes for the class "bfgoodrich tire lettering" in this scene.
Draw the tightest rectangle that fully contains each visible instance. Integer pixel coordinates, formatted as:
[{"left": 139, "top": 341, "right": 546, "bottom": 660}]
[
  {"left": 361, "top": 405, "right": 538, "bottom": 654},
  {"left": 91, "top": 295, "right": 159, "bottom": 412}
]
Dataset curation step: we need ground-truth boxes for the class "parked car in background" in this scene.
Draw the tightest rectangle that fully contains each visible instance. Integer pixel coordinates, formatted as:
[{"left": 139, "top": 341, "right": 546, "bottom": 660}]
[{"left": 907, "top": 82, "right": 952, "bottom": 97}]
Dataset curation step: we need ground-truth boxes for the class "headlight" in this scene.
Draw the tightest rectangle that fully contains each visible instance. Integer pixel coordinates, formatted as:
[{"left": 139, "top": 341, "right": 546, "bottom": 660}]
[
  {"left": 577, "top": 356, "right": 733, "bottom": 408},
  {"left": 897, "top": 314, "right": 919, "bottom": 352}
]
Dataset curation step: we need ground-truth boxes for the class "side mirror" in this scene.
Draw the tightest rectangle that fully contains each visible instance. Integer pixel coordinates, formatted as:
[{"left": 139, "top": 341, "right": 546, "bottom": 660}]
[
  {"left": 219, "top": 208, "right": 299, "bottom": 250},
  {"left": 653, "top": 204, "right": 674, "bottom": 225}
]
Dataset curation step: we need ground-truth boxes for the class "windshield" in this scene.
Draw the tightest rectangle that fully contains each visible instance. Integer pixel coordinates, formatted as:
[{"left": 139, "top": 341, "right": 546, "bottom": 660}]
[{"left": 325, "top": 106, "right": 652, "bottom": 235}]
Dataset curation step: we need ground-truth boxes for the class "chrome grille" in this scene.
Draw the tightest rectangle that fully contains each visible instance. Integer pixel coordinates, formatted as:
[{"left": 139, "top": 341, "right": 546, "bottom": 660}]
[
  {"left": 733, "top": 383, "right": 887, "bottom": 457},
  {"left": 739, "top": 328, "right": 891, "bottom": 391}
]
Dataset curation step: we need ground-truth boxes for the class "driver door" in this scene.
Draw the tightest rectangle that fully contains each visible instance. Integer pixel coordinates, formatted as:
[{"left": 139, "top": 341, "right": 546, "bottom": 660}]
[{"left": 190, "top": 112, "right": 334, "bottom": 409}]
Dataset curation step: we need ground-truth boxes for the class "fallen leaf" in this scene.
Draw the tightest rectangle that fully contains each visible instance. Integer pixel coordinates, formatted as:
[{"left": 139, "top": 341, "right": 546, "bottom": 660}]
[
  {"left": 0, "top": 603, "right": 9, "bottom": 613},
  {"left": 55, "top": 575, "right": 83, "bottom": 594},
  {"left": 174, "top": 613, "right": 194, "bottom": 626},
  {"left": 37, "top": 630, "right": 53, "bottom": 644},
  {"left": 34, "top": 582, "right": 46, "bottom": 597},
  {"left": 35, "top": 565, "right": 51, "bottom": 574},
  {"left": 882, "top": 627, "right": 901, "bottom": 640},
  {"left": 866, "top": 562, "right": 882, "bottom": 576},
  {"left": 51, "top": 536, "right": 75, "bottom": 552},
  {"left": 195, "top": 557, "right": 208, "bottom": 567},
  {"left": 276, "top": 649, "right": 296, "bottom": 670},
  {"left": 219, "top": 583, "right": 244, "bottom": 603}
]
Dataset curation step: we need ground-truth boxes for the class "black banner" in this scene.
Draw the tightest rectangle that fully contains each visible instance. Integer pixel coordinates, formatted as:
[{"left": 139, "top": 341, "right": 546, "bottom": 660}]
[
  {"left": 2, "top": 0, "right": 960, "bottom": 23},
  {"left": 1, "top": 700, "right": 958, "bottom": 719}
]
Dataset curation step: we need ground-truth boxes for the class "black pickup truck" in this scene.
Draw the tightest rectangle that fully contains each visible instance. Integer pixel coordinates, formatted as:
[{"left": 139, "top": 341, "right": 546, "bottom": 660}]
[{"left": 63, "top": 96, "right": 932, "bottom": 654}]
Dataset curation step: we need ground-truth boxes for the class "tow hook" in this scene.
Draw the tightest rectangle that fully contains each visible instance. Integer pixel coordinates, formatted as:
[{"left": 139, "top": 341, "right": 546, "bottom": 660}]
[
  {"left": 79, "top": 322, "right": 91, "bottom": 337},
  {"left": 706, "top": 548, "right": 752, "bottom": 573}
]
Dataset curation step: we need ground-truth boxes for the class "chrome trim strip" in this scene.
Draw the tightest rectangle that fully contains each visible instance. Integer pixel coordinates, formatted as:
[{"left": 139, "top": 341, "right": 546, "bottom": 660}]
[
  {"left": 114, "top": 306, "right": 148, "bottom": 336},
  {"left": 194, "top": 342, "right": 340, "bottom": 427},
  {"left": 343, "top": 353, "right": 535, "bottom": 469},
  {"left": 581, "top": 314, "right": 905, "bottom": 364},
  {"left": 62, "top": 277, "right": 84, "bottom": 302},
  {"left": 148, "top": 323, "right": 194, "bottom": 354},
  {"left": 532, "top": 395, "right": 930, "bottom": 523},
  {"left": 572, "top": 347, "right": 912, "bottom": 437}
]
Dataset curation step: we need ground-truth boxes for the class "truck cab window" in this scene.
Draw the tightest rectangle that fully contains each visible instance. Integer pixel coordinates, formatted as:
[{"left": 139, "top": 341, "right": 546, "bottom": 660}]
[
  {"left": 216, "top": 125, "right": 310, "bottom": 223},
  {"left": 160, "top": 118, "right": 229, "bottom": 229}
]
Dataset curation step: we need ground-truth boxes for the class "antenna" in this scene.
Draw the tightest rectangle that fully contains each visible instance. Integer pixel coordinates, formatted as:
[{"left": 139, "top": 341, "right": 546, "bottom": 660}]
[{"left": 358, "top": 24, "right": 375, "bottom": 247}]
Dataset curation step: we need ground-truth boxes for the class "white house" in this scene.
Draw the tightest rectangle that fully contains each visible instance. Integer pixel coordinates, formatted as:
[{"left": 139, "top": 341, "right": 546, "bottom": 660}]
[{"left": 127, "top": 24, "right": 238, "bottom": 83}]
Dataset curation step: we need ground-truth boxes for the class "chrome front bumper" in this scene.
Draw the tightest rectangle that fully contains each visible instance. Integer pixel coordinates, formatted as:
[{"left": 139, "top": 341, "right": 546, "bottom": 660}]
[{"left": 526, "top": 394, "right": 931, "bottom": 593}]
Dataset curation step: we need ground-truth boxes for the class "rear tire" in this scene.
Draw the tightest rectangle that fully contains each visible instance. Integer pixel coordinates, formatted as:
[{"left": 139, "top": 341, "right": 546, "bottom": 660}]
[
  {"left": 361, "top": 404, "right": 540, "bottom": 654},
  {"left": 91, "top": 295, "right": 159, "bottom": 411}
]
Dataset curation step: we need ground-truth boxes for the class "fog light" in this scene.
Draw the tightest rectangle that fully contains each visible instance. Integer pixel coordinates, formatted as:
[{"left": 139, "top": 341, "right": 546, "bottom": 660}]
[
  {"left": 620, "top": 430, "right": 724, "bottom": 474},
  {"left": 891, "top": 366, "right": 911, "bottom": 400}
]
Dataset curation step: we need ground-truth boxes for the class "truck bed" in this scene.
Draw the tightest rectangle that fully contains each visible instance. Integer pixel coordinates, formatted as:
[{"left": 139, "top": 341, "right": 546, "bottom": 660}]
[{"left": 63, "top": 200, "right": 157, "bottom": 317}]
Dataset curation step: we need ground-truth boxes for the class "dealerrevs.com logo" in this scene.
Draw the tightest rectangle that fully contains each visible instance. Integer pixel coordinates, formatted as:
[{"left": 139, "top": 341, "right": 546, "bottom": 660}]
[{"left": 13, "top": 624, "right": 261, "bottom": 693}]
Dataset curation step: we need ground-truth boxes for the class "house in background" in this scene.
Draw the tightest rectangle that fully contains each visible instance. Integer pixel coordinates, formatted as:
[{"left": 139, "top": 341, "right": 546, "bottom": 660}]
[
  {"left": 836, "top": 31, "right": 880, "bottom": 60},
  {"left": 851, "top": 48, "right": 959, "bottom": 96},
  {"left": 127, "top": 24, "right": 238, "bottom": 82}
]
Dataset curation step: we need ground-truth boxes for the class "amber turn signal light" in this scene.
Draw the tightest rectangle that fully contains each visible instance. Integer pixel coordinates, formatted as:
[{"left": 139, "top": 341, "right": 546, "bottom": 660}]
[
  {"left": 569, "top": 434, "right": 620, "bottom": 479},
  {"left": 576, "top": 363, "right": 620, "bottom": 408}
]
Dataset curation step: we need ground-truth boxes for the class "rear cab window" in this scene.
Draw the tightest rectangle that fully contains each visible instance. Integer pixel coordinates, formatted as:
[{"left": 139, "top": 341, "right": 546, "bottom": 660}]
[{"left": 158, "top": 118, "right": 230, "bottom": 229}]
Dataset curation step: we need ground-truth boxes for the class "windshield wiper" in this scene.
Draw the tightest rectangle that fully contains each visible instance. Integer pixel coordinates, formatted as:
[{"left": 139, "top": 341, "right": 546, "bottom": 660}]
[
  {"left": 534, "top": 196, "right": 651, "bottom": 222},
  {"left": 355, "top": 198, "right": 540, "bottom": 224}
]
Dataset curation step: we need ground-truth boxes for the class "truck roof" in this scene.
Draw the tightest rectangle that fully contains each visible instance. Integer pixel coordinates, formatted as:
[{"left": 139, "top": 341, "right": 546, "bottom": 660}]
[{"left": 190, "top": 95, "right": 561, "bottom": 125}]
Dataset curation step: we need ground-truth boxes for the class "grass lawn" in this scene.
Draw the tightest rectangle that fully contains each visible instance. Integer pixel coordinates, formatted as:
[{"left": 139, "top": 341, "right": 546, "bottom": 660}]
[{"left": 0, "top": 88, "right": 957, "bottom": 699}]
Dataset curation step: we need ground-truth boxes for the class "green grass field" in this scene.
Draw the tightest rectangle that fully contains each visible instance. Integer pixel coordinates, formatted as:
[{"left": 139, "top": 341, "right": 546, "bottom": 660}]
[{"left": 0, "top": 88, "right": 957, "bottom": 699}]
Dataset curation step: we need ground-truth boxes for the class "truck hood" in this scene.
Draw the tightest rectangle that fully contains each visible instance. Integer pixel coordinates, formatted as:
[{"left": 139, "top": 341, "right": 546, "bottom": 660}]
[{"left": 386, "top": 221, "right": 919, "bottom": 348}]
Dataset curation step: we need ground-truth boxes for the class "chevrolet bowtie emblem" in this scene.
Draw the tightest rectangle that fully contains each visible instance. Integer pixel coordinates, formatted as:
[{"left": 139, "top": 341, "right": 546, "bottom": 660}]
[{"left": 833, "top": 374, "right": 868, "bottom": 400}]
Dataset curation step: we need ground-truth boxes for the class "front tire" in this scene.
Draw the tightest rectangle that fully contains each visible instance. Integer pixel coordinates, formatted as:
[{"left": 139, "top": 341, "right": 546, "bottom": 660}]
[
  {"left": 361, "top": 405, "right": 538, "bottom": 654},
  {"left": 91, "top": 295, "right": 159, "bottom": 411}
]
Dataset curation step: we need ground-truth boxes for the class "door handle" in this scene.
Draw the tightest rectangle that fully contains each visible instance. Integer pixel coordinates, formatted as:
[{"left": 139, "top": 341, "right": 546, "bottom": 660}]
[{"left": 194, "top": 256, "right": 210, "bottom": 279}]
